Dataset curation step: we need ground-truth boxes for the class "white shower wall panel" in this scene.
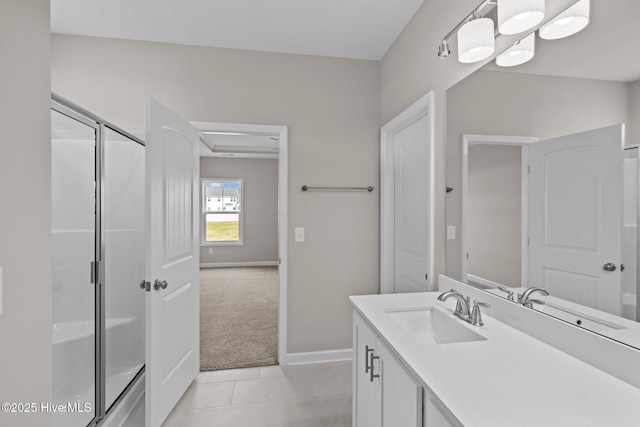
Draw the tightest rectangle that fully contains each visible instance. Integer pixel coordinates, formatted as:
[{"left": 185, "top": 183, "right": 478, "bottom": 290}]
[{"left": 51, "top": 231, "right": 94, "bottom": 324}]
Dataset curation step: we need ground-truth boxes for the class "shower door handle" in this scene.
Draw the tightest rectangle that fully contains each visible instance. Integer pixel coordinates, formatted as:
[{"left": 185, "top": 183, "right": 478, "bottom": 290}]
[{"left": 153, "top": 279, "right": 168, "bottom": 291}]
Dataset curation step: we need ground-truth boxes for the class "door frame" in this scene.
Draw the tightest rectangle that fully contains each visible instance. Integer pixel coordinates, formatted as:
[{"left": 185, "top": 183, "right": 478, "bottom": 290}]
[
  {"left": 380, "top": 91, "right": 435, "bottom": 294},
  {"left": 461, "top": 134, "right": 537, "bottom": 286},
  {"left": 191, "top": 121, "right": 289, "bottom": 365}
]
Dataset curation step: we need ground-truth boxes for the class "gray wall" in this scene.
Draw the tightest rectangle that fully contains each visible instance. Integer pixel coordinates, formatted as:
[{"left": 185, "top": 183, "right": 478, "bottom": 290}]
[
  {"left": 632, "top": 79, "right": 640, "bottom": 147},
  {"left": 468, "top": 144, "right": 522, "bottom": 286},
  {"left": 0, "top": 1, "right": 52, "bottom": 426},
  {"left": 445, "top": 70, "right": 631, "bottom": 280},
  {"left": 200, "top": 157, "right": 278, "bottom": 265},
  {"left": 51, "top": 34, "right": 380, "bottom": 354}
]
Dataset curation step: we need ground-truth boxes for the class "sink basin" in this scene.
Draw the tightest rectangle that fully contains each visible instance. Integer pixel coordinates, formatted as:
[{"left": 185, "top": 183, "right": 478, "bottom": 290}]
[{"left": 385, "top": 307, "right": 486, "bottom": 346}]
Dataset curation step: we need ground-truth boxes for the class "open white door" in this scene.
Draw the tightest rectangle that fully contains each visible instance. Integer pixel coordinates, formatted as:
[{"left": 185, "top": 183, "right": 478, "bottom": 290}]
[
  {"left": 144, "top": 98, "right": 200, "bottom": 427},
  {"left": 528, "top": 125, "right": 624, "bottom": 315}
]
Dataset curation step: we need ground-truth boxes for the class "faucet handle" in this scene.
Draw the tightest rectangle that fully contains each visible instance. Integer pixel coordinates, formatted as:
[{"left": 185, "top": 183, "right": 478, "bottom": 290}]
[
  {"left": 525, "top": 298, "right": 546, "bottom": 309},
  {"left": 497, "top": 286, "right": 514, "bottom": 301},
  {"left": 471, "top": 300, "right": 490, "bottom": 326}
]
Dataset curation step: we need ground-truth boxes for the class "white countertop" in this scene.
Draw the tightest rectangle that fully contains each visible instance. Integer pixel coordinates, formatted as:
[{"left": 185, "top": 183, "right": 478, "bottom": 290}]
[{"left": 350, "top": 292, "right": 640, "bottom": 427}]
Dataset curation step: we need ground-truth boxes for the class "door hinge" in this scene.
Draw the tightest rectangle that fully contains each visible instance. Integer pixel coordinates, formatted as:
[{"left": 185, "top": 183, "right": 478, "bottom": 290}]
[
  {"left": 90, "top": 261, "right": 99, "bottom": 284},
  {"left": 528, "top": 165, "right": 530, "bottom": 174}
]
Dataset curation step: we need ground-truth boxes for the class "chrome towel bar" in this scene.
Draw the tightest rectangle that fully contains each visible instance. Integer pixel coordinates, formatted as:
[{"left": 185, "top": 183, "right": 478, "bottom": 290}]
[{"left": 301, "top": 185, "right": 374, "bottom": 192}]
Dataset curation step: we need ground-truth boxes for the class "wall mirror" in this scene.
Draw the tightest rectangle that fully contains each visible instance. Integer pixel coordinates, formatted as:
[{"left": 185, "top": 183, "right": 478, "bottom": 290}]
[{"left": 445, "top": 0, "right": 640, "bottom": 350}]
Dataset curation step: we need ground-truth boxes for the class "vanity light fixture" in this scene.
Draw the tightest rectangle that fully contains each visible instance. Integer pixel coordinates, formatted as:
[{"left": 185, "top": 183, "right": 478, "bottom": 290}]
[
  {"left": 497, "top": 0, "right": 545, "bottom": 35},
  {"left": 496, "top": 32, "right": 535, "bottom": 67},
  {"left": 437, "top": 0, "right": 592, "bottom": 67},
  {"left": 539, "top": 0, "right": 590, "bottom": 40},
  {"left": 437, "top": 40, "right": 451, "bottom": 58},
  {"left": 458, "top": 16, "right": 495, "bottom": 63}
]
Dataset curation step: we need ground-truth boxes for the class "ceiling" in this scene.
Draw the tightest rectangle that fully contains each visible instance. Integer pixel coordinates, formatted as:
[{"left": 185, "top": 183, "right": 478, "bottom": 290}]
[
  {"left": 199, "top": 132, "right": 280, "bottom": 159},
  {"left": 50, "top": 0, "right": 424, "bottom": 61}
]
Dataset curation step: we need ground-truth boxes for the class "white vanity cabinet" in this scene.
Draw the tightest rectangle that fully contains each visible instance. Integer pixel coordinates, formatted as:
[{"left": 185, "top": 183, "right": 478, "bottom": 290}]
[{"left": 354, "top": 311, "right": 461, "bottom": 427}]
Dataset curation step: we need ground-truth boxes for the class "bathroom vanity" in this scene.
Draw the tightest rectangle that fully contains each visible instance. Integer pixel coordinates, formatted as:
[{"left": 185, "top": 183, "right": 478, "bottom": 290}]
[{"left": 351, "top": 289, "right": 640, "bottom": 427}]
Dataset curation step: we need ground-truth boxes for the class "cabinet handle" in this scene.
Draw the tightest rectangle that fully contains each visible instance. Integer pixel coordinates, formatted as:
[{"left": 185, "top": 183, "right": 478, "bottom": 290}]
[
  {"left": 369, "top": 354, "right": 380, "bottom": 382},
  {"left": 365, "top": 345, "right": 374, "bottom": 373}
]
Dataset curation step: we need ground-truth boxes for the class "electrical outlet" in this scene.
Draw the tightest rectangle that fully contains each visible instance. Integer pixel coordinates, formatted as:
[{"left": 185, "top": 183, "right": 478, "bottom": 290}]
[
  {"left": 295, "top": 227, "right": 305, "bottom": 243},
  {"left": 208, "top": 248, "right": 213, "bottom": 255}
]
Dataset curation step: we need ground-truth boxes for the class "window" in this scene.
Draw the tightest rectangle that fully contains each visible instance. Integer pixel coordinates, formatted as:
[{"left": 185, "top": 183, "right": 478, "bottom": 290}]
[{"left": 202, "top": 179, "right": 243, "bottom": 245}]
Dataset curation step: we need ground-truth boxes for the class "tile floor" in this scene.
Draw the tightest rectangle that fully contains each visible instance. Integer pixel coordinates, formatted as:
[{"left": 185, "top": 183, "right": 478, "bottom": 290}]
[{"left": 161, "top": 361, "right": 352, "bottom": 427}]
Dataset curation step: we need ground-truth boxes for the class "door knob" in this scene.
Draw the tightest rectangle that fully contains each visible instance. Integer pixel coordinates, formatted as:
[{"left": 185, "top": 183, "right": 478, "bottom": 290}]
[
  {"left": 153, "top": 279, "right": 168, "bottom": 290},
  {"left": 603, "top": 263, "right": 617, "bottom": 272}
]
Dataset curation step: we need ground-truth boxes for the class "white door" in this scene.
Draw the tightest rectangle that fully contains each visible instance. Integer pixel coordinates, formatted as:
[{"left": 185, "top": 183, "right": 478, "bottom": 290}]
[
  {"left": 393, "top": 114, "right": 432, "bottom": 293},
  {"left": 528, "top": 125, "right": 624, "bottom": 315},
  {"left": 381, "top": 92, "right": 434, "bottom": 294},
  {"left": 145, "top": 98, "right": 200, "bottom": 427}
]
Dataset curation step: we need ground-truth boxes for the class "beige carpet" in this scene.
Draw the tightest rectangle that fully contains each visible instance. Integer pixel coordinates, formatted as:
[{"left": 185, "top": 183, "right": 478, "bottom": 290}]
[{"left": 200, "top": 266, "right": 278, "bottom": 371}]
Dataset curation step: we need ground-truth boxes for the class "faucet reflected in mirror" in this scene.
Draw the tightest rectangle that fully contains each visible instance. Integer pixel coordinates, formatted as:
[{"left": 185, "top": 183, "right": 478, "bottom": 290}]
[{"left": 445, "top": 0, "right": 640, "bottom": 350}]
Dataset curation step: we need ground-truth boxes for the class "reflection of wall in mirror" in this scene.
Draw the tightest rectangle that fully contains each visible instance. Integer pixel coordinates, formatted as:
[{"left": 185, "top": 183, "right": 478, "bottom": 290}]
[
  {"left": 446, "top": 69, "right": 633, "bottom": 280},
  {"left": 468, "top": 144, "right": 521, "bottom": 287},
  {"left": 632, "top": 80, "right": 640, "bottom": 145}
]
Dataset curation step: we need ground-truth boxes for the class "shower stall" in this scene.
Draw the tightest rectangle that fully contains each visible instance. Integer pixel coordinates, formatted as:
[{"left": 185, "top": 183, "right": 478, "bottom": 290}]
[{"left": 51, "top": 96, "right": 145, "bottom": 427}]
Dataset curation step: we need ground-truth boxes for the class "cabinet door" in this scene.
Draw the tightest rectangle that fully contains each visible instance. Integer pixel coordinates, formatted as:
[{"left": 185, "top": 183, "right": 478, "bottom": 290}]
[
  {"left": 376, "top": 341, "right": 423, "bottom": 427},
  {"left": 353, "top": 313, "right": 379, "bottom": 427},
  {"left": 424, "top": 388, "right": 463, "bottom": 427}
]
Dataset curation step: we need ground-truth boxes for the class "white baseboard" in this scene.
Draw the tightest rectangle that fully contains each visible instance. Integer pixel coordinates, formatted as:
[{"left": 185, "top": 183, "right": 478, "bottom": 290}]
[
  {"left": 200, "top": 261, "right": 278, "bottom": 268},
  {"left": 284, "top": 348, "right": 353, "bottom": 366}
]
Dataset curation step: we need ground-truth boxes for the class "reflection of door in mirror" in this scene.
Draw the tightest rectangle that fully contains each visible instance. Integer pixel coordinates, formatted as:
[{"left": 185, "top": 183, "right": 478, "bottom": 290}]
[
  {"left": 463, "top": 126, "right": 633, "bottom": 320},
  {"left": 528, "top": 125, "right": 624, "bottom": 316},
  {"left": 623, "top": 148, "right": 638, "bottom": 321}
]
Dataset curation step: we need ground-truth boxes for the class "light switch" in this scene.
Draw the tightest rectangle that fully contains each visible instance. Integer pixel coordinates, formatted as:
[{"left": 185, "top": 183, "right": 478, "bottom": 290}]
[
  {"left": 447, "top": 226, "right": 456, "bottom": 240},
  {"left": 295, "top": 227, "right": 305, "bottom": 243}
]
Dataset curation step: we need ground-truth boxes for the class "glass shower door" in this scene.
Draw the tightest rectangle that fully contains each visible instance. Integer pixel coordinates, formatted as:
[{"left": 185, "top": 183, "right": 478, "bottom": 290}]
[
  {"left": 51, "top": 108, "right": 97, "bottom": 427},
  {"left": 104, "top": 127, "right": 145, "bottom": 410}
]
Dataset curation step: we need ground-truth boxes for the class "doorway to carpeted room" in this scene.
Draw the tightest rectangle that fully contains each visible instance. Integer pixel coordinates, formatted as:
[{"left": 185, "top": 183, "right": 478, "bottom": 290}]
[{"left": 199, "top": 266, "right": 279, "bottom": 371}]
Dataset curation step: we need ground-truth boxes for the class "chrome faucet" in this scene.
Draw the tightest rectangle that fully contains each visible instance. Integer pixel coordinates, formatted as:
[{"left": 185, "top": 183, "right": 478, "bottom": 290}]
[
  {"left": 437, "top": 290, "right": 470, "bottom": 322},
  {"left": 518, "top": 287, "right": 550, "bottom": 308},
  {"left": 438, "top": 290, "right": 490, "bottom": 326},
  {"left": 497, "top": 286, "right": 514, "bottom": 301}
]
